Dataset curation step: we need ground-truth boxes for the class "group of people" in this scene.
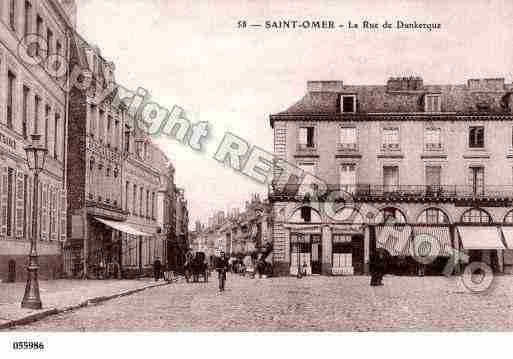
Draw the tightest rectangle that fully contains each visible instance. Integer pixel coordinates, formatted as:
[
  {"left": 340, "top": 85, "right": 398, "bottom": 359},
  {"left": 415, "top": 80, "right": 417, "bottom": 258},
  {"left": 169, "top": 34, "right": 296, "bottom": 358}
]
[{"left": 228, "top": 253, "right": 270, "bottom": 278}]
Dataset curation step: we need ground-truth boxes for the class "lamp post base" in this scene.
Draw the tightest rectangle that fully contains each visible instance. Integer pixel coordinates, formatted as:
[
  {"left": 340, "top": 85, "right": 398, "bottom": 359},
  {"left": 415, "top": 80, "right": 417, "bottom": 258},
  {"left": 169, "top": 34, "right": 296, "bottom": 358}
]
[{"left": 21, "top": 263, "right": 42, "bottom": 310}]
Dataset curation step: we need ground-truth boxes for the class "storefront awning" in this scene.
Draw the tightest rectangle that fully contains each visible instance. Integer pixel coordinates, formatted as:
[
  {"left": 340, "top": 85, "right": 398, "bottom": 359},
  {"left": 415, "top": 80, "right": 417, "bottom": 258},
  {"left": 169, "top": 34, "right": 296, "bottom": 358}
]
[
  {"left": 500, "top": 227, "right": 513, "bottom": 249},
  {"left": 457, "top": 226, "right": 505, "bottom": 250},
  {"left": 376, "top": 225, "right": 412, "bottom": 256},
  {"left": 412, "top": 226, "right": 452, "bottom": 257},
  {"left": 94, "top": 217, "right": 152, "bottom": 237}
]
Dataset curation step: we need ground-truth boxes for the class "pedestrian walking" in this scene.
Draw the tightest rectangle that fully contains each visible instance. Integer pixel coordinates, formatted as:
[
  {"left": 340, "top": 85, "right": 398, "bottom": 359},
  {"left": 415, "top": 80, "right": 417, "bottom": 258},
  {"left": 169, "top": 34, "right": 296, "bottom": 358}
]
[
  {"left": 153, "top": 257, "right": 162, "bottom": 282},
  {"left": 216, "top": 251, "right": 229, "bottom": 292},
  {"left": 370, "top": 250, "right": 386, "bottom": 286}
]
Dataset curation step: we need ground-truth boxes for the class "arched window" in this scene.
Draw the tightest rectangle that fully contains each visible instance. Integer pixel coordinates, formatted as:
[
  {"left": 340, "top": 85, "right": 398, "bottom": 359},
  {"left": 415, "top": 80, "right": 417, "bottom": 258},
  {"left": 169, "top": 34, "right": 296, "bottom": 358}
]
[
  {"left": 504, "top": 210, "right": 513, "bottom": 224},
  {"left": 417, "top": 208, "right": 449, "bottom": 224},
  {"left": 376, "top": 207, "right": 406, "bottom": 224},
  {"left": 290, "top": 206, "right": 322, "bottom": 223},
  {"left": 461, "top": 208, "right": 491, "bottom": 223},
  {"left": 333, "top": 207, "right": 364, "bottom": 224}
]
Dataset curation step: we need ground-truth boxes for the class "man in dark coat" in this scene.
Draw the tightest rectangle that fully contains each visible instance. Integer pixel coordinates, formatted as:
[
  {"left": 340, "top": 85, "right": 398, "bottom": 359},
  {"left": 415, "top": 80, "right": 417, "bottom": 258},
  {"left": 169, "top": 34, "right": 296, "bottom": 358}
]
[
  {"left": 370, "top": 250, "right": 386, "bottom": 286},
  {"left": 216, "top": 252, "right": 229, "bottom": 291},
  {"left": 153, "top": 257, "right": 162, "bottom": 282}
]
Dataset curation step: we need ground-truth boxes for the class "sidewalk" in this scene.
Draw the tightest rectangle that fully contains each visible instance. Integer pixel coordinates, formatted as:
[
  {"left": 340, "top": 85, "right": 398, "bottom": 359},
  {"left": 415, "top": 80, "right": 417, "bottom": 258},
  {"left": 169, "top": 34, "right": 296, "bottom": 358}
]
[{"left": 0, "top": 278, "right": 170, "bottom": 330}]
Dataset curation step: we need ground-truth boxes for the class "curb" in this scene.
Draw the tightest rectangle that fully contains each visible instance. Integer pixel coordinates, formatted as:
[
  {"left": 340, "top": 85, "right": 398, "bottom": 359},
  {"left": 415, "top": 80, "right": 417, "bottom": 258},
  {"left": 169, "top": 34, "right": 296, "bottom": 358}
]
[{"left": 0, "top": 281, "right": 170, "bottom": 330}]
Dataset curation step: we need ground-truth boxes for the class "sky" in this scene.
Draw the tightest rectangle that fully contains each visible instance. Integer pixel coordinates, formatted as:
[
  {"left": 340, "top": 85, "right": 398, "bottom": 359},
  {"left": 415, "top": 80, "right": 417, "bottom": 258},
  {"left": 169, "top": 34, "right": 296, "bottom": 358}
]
[{"left": 74, "top": 0, "right": 513, "bottom": 227}]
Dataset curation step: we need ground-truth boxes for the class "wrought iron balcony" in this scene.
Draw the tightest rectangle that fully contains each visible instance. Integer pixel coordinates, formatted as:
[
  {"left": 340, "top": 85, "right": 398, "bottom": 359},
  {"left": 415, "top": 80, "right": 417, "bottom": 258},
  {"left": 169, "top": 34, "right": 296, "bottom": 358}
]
[{"left": 268, "top": 183, "right": 513, "bottom": 204}]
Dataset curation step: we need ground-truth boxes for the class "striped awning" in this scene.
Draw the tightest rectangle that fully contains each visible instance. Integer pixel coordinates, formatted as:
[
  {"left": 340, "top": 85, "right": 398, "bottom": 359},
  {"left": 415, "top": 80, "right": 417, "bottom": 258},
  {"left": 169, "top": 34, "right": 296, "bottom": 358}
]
[
  {"left": 376, "top": 225, "right": 412, "bottom": 256},
  {"left": 457, "top": 226, "right": 505, "bottom": 250},
  {"left": 411, "top": 226, "right": 452, "bottom": 257},
  {"left": 500, "top": 227, "right": 513, "bottom": 249}
]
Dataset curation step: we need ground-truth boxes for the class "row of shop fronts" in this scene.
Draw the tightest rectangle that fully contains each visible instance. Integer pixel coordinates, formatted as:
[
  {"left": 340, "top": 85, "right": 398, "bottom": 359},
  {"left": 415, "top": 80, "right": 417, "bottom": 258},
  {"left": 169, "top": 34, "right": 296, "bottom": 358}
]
[
  {"left": 273, "top": 204, "right": 513, "bottom": 277},
  {"left": 64, "top": 214, "right": 184, "bottom": 279}
]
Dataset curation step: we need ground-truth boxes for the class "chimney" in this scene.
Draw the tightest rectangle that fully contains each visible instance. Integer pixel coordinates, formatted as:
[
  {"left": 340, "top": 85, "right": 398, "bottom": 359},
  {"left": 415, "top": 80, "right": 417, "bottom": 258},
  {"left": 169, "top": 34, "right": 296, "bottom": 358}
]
[
  {"left": 59, "top": 0, "right": 77, "bottom": 28},
  {"left": 386, "top": 76, "right": 423, "bottom": 92},
  {"left": 468, "top": 78, "right": 505, "bottom": 92},
  {"left": 307, "top": 81, "right": 344, "bottom": 93}
]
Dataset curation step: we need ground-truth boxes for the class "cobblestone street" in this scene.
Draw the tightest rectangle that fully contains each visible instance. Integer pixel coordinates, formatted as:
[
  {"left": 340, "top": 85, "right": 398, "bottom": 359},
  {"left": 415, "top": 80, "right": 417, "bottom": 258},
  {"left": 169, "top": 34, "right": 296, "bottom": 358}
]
[{"left": 5, "top": 273, "right": 513, "bottom": 331}]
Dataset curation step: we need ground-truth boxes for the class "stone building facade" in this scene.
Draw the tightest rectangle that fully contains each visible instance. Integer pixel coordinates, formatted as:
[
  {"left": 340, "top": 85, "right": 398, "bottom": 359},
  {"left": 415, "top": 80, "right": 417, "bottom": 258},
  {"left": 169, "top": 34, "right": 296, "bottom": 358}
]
[
  {"left": 269, "top": 78, "right": 513, "bottom": 276},
  {"left": 64, "top": 30, "right": 180, "bottom": 278},
  {"left": 0, "top": 0, "right": 72, "bottom": 281}
]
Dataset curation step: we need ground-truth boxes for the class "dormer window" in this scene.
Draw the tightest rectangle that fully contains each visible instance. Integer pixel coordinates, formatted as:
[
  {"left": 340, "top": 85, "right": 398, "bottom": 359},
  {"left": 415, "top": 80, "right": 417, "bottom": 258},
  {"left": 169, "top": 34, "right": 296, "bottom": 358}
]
[
  {"left": 425, "top": 94, "right": 441, "bottom": 112},
  {"left": 340, "top": 95, "right": 356, "bottom": 113}
]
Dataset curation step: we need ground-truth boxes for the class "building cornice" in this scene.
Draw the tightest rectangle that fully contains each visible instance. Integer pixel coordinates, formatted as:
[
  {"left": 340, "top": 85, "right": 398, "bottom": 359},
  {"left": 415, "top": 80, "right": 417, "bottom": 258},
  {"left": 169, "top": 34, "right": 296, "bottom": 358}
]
[{"left": 269, "top": 113, "right": 513, "bottom": 128}]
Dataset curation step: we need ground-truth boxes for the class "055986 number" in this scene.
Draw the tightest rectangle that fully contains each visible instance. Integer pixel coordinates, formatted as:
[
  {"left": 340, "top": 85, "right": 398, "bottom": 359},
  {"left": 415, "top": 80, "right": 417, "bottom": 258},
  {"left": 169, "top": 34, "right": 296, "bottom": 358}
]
[{"left": 12, "top": 341, "right": 45, "bottom": 350}]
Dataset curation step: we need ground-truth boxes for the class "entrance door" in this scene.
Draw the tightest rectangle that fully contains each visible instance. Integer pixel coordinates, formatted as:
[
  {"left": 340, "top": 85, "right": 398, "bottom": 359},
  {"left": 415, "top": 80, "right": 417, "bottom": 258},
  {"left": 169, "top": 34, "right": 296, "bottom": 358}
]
[{"left": 311, "top": 234, "right": 322, "bottom": 274}]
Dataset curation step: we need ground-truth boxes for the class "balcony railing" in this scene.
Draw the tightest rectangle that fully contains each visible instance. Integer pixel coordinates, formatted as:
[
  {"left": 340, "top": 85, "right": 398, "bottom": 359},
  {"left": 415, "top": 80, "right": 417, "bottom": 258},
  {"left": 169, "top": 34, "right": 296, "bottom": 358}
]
[{"left": 269, "top": 184, "right": 513, "bottom": 203}]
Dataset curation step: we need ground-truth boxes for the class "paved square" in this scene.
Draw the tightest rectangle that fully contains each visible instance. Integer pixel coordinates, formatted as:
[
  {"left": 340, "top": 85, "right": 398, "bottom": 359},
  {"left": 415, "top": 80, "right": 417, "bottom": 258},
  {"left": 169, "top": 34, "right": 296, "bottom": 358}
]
[{"left": 7, "top": 274, "right": 513, "bottom": 331}]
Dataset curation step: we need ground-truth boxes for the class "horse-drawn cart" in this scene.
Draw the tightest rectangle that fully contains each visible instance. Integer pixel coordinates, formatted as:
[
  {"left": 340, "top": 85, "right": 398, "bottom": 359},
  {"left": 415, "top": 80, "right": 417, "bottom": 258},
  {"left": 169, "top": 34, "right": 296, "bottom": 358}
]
[{"left": 184, "top": 251, "right": 209, "bottom": 283}]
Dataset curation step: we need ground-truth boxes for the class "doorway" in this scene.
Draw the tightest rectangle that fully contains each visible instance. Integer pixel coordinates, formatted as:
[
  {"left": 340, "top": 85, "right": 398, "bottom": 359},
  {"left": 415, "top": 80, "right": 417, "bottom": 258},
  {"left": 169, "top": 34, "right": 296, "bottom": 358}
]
[{"left": 311, "top": 234, "right": 322, "bottom": 274}]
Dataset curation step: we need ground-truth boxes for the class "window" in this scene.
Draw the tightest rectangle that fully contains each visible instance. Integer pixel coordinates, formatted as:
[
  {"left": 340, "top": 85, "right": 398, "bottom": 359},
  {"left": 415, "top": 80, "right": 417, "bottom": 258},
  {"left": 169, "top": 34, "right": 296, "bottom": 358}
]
[
  {"left": 22, "top": 86, "right": 30, "bottom": 139},
  {"left": 46, "top": 29, "right": 53, "bottom": 56},
  {"left": 425, "top": 165, "right": 441, "bottom": 191},
  {"left": 125, "top": 182, "right": 129, "bottom": 211},
  {"left": 469, "top": 126, "right": 484, "bottom": 148},
  {"left": 132, "top": 184, "right": 137, "bottom": 214},
  {"left": 34, "top": 96, "right": 41, "bottom": 133},
  {"left": 139, "top": 188, "right": 143, "bottom": 216},
  {"left": 24, "top": 1, "right": 32, "bottom": 37},
  {"left": 146, "top": 190, "right": 150, "bottom": 217},
  {"left": 418, "top": 208, "right": 449, "bottom": 224},
  {"left": 383, "top": 166, "right": 399, "bottom": 192},
  {"left": 425, "top": 128, "right": 441, "bottom": 150},
  {"left": 124, "top": 126, "right": 131, "bottom": 152},
  {"left": 106, "top": 116, "right": 112, "bottom": 147},
  {"left": 23, "top": 174, "right": 28, "bottom": 237},
  {"left": 425, "top": 94, "right": 441, "bottom": 112},
  {"left": 53, "top": 114, "right": 59, "bottom": 159},
  {"left": 98, "top": 109, "right": 105, "bottom": 141},
  {"left": 382, "top": 128, "right": 399, "bottom": 150},
  {"left": 7, "top": 168, "right": 14, "bottom": 236},
  {"left": 339, "top": 164, "right": 356, "bottom": 193},
  {"left": 56, "top": 41, "right": 62, "bottom": 57},
  {"left": 9, "top": 0, "right": 16, "bottom": 31},
  {"left": 298, "top": 127, "right": 315, "bottom": 149},
  {"left": 7, "top": 71, "right": 15, "bottom": 129},
  {"left": 36, "top": 15, "right": 43, "bottom": 56},
  {"left": 340, "top": 95, "right": 356, "bottom": 113},
  {"left": 469, "top": 166, "right": 484, "bottom": 195},
  {"left": 461, "top": 208, "right": 491, "bottom": 223},
  {"left": 45, "top": 105, "right": 51, "bottom": 148},
  {"left": 339, "top": 127, "right": 357, "bottom": 149},
  {"left": 89, "top": 104, "right": 97, "bottom": 137},
  {"left": 151, "top": 192, "right": 155, "bottom": 219},
  {"left": 114, "top": 120, "right": 119, "bottom": 150}
]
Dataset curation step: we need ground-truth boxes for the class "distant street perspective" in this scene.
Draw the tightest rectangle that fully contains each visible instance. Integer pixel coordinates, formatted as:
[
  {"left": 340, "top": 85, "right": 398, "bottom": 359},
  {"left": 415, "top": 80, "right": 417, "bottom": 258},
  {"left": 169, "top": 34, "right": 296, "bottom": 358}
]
[{"left": 6, "top": 274, "right": 513, "bottom": 331}]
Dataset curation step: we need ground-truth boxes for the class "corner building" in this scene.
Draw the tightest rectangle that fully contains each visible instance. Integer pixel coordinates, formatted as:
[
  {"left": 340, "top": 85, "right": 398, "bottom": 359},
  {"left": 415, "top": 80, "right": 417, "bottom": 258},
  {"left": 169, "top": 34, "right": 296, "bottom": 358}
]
[
  {"left": 0, "top": 0, "right": 72, "bottom": 281},
  {"left": 269, "top": 78, "right": 513, "bottom": 276}
]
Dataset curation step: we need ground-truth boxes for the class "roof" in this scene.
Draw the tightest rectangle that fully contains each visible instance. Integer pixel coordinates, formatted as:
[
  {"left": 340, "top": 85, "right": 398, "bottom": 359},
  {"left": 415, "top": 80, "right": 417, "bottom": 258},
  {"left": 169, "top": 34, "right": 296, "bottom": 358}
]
[{"left": 270, "top": 78, "right": 513, "bottom": 126}]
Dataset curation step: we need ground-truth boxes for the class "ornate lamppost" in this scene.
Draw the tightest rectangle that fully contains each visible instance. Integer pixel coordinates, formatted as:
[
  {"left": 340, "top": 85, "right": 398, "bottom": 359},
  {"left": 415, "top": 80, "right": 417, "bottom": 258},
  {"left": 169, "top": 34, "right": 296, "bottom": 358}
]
[{"left": 21, "top": 134, "right": 47, "bottom": 309}]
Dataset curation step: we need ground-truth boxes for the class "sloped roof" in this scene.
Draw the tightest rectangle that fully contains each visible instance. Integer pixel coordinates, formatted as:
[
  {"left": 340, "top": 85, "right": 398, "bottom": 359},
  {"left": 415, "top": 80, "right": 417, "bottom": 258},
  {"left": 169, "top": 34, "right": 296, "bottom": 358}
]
[{"left": 271, "top": 79, "right": 513, "bottom": 125}]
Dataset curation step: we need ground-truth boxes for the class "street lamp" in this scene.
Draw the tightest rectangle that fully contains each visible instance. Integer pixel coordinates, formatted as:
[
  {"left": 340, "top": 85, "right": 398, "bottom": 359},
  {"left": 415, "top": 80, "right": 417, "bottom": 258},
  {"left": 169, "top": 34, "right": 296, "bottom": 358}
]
[{"left": 21, "top": 134, "right": 47, "bottom": 310}]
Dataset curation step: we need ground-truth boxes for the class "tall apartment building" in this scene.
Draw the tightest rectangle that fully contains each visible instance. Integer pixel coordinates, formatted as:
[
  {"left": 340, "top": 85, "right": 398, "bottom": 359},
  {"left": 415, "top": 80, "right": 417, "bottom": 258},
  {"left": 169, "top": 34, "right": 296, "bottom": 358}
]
[
  {"left": 269, "top": 77, "right": 513, "bottom": 277},
  {"left": 65, "top": 31, "right": 176, "bottom": 278},
  {"left": 0, "top": 0, "right": 72, "bottom": 281}
]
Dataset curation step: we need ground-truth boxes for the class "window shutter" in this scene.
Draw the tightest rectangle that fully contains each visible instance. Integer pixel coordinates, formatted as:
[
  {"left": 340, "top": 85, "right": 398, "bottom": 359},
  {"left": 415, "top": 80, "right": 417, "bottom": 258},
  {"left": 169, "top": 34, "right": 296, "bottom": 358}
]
[
  {"left": 51, "top": 188, "right": 57, "bottom": 241},
  {"left": 60, "top": 191, "right": 66, "bottom": 242},
  {"left": 1, "top": 167, "right": 7, "bottom": 237},
  {"left": 42, "top": 183, "right": 48, "bottom": 240},
  {"left": 15, "top": 171, "right": 24, "bottom": 238},
  {"left": 26, "top": 176, "right": 32, "bottom": 240}
]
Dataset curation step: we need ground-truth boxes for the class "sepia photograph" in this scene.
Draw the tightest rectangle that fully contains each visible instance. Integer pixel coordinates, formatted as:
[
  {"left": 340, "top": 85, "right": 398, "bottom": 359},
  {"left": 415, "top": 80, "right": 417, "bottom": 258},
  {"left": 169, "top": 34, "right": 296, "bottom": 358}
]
[{"left": 0, "top": 0, "right": 512, "bottom": 357}]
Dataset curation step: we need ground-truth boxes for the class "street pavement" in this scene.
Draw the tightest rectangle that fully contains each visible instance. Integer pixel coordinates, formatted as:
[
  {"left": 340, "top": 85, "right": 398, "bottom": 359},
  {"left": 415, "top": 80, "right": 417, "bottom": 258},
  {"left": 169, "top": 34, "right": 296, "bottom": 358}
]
[{"left": 5, "top": 273, "right": 513, "bottom": 331}]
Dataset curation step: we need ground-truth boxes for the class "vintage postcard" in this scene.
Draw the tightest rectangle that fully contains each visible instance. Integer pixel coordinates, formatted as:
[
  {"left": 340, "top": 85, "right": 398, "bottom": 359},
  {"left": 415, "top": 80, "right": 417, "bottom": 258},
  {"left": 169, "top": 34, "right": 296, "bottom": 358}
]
[{"left": 0, "top": 0, "right": 512, "bottom": 357}]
